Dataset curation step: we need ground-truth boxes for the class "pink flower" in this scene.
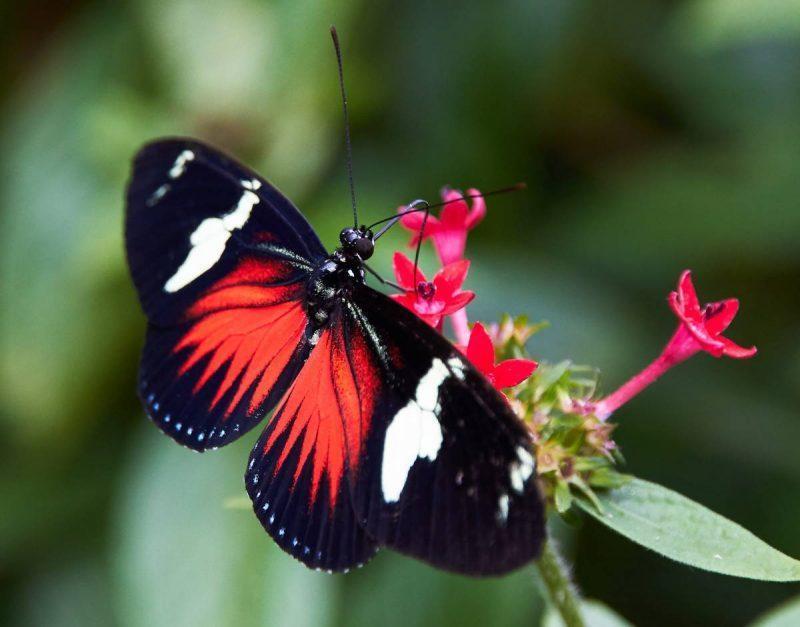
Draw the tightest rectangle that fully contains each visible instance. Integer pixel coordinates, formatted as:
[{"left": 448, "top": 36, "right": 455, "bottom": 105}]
[
  {"left": 464, "top": 323, "right": 538, "bottom": 391},
  {"left": 668, "top": 270, "right": 757, "bottom": 359},
  {"left": 391, "top": 252, "right": 475, "bottom": 328},
  {"left": 399, "top": 187, "right": 486, "bottom": 265},
  {"left": 594, "top": 270, "right": 756, "bottom": 419}
]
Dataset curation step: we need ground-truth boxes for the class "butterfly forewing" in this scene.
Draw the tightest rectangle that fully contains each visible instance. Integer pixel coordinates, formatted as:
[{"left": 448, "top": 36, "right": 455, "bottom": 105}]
[
  {"left": 125, "top": 139, "right": 327, "bottom": 450},
  {"left": 126, "top": 138, "right": 326, "bottom": 325}
]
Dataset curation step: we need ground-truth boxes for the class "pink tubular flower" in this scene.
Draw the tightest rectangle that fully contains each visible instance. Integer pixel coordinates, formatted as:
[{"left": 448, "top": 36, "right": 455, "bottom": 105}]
[
  {"left": 465, "top": 323, "right": 538, "bottom": 391},
  {"left": 391, "top": 252, "right": 475, "bottom": 328},
  {"left": 668, "top": 270, "right": 757, "bottom": 359},
  {"left": 398, "top": 187, "right": 486, "bottom": 265},
  {"left": 594, "top": 270, "right": 756, "bottom": 419}
]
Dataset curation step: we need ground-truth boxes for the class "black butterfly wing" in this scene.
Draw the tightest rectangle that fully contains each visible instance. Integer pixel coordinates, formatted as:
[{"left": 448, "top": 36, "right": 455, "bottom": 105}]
[
  {"left": 343, "top": 285, "right": 546, "bottom": 576},
  {"left": 126, "top": 138, "right": 326, "bottom": 325},
  {"left": 125, "top": 139, "right": 328, "bottom": 450}
]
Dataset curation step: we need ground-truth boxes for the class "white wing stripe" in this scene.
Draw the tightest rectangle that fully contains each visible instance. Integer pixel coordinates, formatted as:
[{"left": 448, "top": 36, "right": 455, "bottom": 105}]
[
  {"left": 163, "top": 189, "right": 259, "bottom": 293},
  {"left": 380, "top": 358, "right": 449, "bottom": 502}
]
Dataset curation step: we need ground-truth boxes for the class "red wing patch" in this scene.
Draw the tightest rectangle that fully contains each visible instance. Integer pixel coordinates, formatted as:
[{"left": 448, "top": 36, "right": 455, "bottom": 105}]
[
  {"left": 261, "top": 321, "right": 377, "bottom": 509},
  {"left": 138, "top": 255, "right": 312, "bottom": 451},
  {"left": 175, "top": 257, "right": 306, "bottom": 416},
  {"left": 246, "top": 318, "right": 380, "bottom": 571}
]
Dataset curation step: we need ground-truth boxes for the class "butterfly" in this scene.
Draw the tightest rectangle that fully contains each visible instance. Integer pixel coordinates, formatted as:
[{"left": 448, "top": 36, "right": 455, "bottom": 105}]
[
  {"left": 124, "top": 29, "right": 544, "bottom": 577},
  {"left": 125, "top": 138, "right": 545, "bottom": 576}
]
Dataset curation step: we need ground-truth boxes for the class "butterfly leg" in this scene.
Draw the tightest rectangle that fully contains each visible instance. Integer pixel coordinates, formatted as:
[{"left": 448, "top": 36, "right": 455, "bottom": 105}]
[
  {"left": 364, "top": 263, "right": 404, "bottom": 292},
  {"left": 411, "top": 201, "right": 431, "bottom": 285}
]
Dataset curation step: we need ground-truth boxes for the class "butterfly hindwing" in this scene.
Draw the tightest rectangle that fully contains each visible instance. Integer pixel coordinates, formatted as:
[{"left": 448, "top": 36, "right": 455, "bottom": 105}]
[
  {"left": 343, "top": 285, "right": 546, "bottom": 576},
  {"left": 244, "top": 286, "right": 545, "bottom": 575},
  {"left": 125, "top": 139, "right": 327, "bottom": 450},
  {"left": 245, "top": 319, "right": 379, "bottom": 571}
]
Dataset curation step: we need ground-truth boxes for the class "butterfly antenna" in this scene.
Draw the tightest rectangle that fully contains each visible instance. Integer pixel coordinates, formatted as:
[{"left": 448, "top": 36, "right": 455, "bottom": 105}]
[
  {"left": 330, "top": 26, "right": 358, "bottom": 228},
  {"left": 367, "top": 183, "right": 526, "bottom": 232},
  {"left": 412, "top": 203, "right": 430, "bottom": 291}
]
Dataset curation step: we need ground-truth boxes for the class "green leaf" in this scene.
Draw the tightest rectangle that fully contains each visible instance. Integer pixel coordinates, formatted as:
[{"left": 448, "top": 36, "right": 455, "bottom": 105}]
[
  {"left": 586, "top": 468, "right": 632, "bottom": 490},
  {"left": 578, "top": 478, "right": 800, "bottom": 581},
  {"left": 542, "top": 599, "right": 633, "bottom": 627},
  {"left": 554, "top": 482, "right": 573, "bottom": 514},
  {"left": 751, "top": 595, "right": 800, "bottom": 627}
]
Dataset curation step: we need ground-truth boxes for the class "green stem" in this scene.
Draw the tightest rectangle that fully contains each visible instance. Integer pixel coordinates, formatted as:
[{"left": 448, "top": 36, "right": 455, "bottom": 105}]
[{"left": 535, "top": 540, "right": 585, "bottom": 627}]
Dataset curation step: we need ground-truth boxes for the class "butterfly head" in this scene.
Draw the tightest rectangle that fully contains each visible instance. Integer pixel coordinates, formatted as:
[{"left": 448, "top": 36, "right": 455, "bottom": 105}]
[{"left": 339, "top": 226, "right": 375, "bottom": 260}]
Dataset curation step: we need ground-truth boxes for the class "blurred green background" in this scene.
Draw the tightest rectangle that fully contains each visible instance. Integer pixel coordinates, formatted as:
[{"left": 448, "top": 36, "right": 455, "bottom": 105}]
[{"left": 1, "top": 1, "right": 799, "bottom": 625}]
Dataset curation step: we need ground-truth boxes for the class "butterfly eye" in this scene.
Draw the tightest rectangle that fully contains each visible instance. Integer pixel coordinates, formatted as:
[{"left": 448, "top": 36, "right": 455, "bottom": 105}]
[{"left": 354, "top": 236, "right": 374, "bottom": 259}]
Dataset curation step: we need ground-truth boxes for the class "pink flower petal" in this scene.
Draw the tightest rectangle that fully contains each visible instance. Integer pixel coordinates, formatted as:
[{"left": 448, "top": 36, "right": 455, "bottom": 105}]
[
  {"left": 433, "top": 259, "right": 470, "bottom": 300},
  {"left": 439, "top": 194, "right": 469, "bottom": 228},
  {"left": 431, "top": 230, "right": 468, "bottom": 266},
  {"left": 392, "top": 252, "right": 426, "bottom": 289},
  {"left": 464, "top": 188, "right": 486, "bottom": 229},
  {"left": 491, "top": 358, "right": 538, "bottom": 389},
  {"left": 413, "top": 297, "right": 446, "bottom": 316},
  {"left": 704, "top": 299, "right": 739, "bottom": 335},
  {"left": 677, "top": 270, "right": 700, "bottom": 315},
  {"left": 439, "top": 290, "right": 475, "bottom": 316},
  {"left": 466, "top": 322, "right": 495, "bottom": 375},
  {"left": 398, "top": 206, "right": 440, "bottom": 246},
  {"left": 441, "top": 187, "right": 467, "bottom": 206},
  {"left": 718, "top": 336, "right": 758, "bottom": 359},
  {"left": 390, "top": 293, "right": 415, "bottom": 309},
  {"left": 398, "top": 205, "right": 440, "bottom": 230},
  {"left": 682, "top": 320, "right": 727, "bottom": 355}
]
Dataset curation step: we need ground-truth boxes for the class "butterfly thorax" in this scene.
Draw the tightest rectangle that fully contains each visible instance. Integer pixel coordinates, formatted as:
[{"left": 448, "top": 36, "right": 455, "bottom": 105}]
[{"left": 306, "top": 247, "right": 366, "bottom": 329}]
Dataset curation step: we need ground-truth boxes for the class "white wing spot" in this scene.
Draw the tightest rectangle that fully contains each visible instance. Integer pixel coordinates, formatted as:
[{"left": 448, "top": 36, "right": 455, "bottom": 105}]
[
  {"left": 163, "top": 189, "right": 260, "bottom": 292},
  {"left": 169, "top": 150, "right": 195, "bottom": 178},
  {"left": 381, "top": 358, "right": 449, "bottom": 502},
  {"left": 241, "top": 178, "right": 262, "bottom": 190},
  {"left": 509, "top": 445, "right": 535, "bottom": 493},
  {"left": 147, "top": 183, "right": 171, "bottom": 206},
  {"left": 497, "top": 493, "right": 509, "bottom": 523},
  {"left": 447, "top": 356, "right": 467, "bottom": 380}
]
